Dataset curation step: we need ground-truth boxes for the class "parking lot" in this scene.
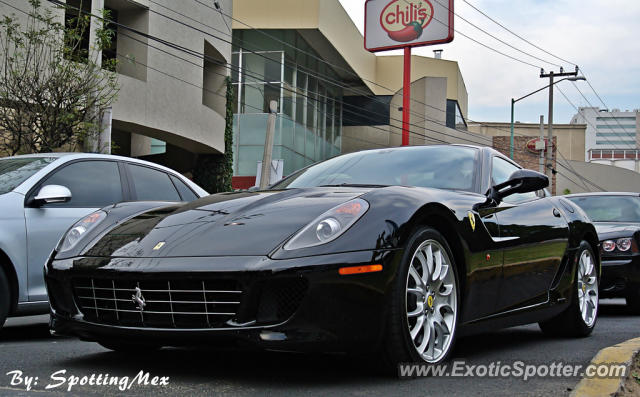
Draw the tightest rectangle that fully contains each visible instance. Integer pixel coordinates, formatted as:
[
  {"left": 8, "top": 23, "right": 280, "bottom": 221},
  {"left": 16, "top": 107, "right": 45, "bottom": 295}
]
[{"left": 0, "top": 299, "right": 636, "bottom": 397}]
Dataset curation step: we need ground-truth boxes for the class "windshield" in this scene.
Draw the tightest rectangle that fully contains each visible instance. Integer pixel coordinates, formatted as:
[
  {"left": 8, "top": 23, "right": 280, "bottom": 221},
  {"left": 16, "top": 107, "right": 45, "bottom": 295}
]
[
  {"left": 567, "top": 195, "right": 640, "bottom": 223},
  {"left": 271, "top": 146, "right": 478, "bottom": 191},
  {"left": 0, "top": 157, "right": 57, "bottom": 195}
]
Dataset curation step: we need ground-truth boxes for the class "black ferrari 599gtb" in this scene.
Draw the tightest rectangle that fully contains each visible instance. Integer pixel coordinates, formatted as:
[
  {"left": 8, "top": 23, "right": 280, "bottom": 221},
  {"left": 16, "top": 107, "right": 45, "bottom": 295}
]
[{"left": 46, "top": 145, "right": 600, "bottom": 366}]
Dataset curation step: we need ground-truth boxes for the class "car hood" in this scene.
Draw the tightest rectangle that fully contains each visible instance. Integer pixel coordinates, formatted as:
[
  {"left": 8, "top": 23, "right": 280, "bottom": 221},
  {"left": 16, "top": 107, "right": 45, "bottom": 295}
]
[
  {"left": 594, "top": 222, "right": 640, "bottom": 240},
  {"left": 83, "top": 187, "right": 370, "bottom": 258}
]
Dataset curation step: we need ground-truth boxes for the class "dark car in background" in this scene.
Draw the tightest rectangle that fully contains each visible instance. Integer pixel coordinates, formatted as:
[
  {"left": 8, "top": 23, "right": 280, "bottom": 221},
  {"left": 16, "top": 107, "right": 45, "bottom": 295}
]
[
  {"left": 46, "top": 145, "right": 600, "bottom": 367},
  {"left": 566, "top": 193, "right": 640, "bottom": 313}
]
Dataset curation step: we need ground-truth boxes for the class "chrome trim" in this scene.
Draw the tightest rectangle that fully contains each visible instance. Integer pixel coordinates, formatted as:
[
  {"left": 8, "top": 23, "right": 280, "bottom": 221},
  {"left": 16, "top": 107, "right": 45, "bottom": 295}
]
[
  {"left": 491, "top": 236, "right": 520, "bottom": 243},
  {"left": 72, "top": 278, "right": 243, "bottom": 329}
]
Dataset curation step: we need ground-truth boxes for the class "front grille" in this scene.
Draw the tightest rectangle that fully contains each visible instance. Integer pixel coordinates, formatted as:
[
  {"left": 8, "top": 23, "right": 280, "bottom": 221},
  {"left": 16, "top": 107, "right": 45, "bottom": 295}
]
[{"left": 73, "top": 278, "right": 242, "bottom": 329}]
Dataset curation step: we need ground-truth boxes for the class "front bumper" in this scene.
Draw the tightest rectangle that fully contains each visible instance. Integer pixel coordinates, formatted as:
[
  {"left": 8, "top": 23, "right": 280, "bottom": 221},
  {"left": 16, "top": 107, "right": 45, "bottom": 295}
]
[
  {"left": 46, "top": 249, "right": 401, "bottom": 353},
  {"left": 599, "top": 253, "right": 640, "bottom": 297}
]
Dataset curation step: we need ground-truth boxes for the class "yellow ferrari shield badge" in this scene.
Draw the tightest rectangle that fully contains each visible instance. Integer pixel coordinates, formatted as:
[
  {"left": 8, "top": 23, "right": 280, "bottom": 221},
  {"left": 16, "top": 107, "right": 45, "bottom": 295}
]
[{"left": 468, "top": 211, "right": 476, "bottom": 232}]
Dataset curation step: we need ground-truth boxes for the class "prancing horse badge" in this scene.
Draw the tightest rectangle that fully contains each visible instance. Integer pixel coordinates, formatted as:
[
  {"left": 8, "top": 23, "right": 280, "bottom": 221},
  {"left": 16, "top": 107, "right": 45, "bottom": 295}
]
[{"left": 468, "top": 211, "right": 476, "bottom": 232}]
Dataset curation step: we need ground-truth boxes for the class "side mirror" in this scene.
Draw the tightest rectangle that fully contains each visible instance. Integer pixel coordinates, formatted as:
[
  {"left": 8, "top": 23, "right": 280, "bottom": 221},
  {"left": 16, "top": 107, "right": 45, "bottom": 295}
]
[
  {"left": 486, "top": 169, "right": 549, "bottom": 205},
  {"left": 32, "top": 185, "right": 72, "bottom": 206}
]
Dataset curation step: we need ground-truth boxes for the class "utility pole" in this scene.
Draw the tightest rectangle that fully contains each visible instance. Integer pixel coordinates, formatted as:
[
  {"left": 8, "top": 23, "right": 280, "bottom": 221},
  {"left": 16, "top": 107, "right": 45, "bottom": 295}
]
[
  {"left": 540, "top": 66, "right": 579, "bottom": 190},
  {"left": 259, "top": 100, "right": 278, "bottom": 190},
  {"left": 539, "top": 115, "right": 545, "bottom": 174}
]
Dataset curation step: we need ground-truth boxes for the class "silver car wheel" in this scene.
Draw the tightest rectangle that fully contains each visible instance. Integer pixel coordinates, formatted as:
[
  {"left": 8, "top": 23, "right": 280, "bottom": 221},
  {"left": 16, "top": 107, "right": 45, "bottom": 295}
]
[
  {"left": 405, "top": 239, "right": 457, "bottom": 363},
  {"left": 577, "top": 250, "right": 598, "bottom": 327}
]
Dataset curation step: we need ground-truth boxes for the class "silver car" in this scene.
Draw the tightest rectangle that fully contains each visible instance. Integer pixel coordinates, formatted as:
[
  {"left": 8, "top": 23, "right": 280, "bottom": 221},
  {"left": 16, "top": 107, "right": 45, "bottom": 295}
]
[{"left": 0, "top": 153, "right": 208, "bottom": 328}]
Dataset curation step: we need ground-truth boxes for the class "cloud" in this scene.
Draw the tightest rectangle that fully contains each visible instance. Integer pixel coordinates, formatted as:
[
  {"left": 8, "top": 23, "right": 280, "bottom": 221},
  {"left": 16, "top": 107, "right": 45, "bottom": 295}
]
[{"left": 340, "top": 0, "right": 640, "bottom": 123}]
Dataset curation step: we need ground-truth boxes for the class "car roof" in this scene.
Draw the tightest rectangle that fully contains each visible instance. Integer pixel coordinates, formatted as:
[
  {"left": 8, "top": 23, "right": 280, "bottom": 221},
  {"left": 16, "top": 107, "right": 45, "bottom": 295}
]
[
  {"left": 6, "top": 153, "right": 208, "bottom": 196},
  {"left": 565, "top": 192, "right": 640, "bottom": 198}
]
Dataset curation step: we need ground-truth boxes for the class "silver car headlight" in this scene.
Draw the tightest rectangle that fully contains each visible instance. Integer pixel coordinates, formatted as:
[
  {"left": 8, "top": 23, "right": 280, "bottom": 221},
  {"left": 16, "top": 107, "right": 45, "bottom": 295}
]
[
  {"left": 283, "top": 198, "right": 369, "bottom": 250},
  {"left": 58, "top": 211, "right": 106, "bottom": 253},
  {"left": 616, "top": 237, "right": 632, "bottom": 252}
]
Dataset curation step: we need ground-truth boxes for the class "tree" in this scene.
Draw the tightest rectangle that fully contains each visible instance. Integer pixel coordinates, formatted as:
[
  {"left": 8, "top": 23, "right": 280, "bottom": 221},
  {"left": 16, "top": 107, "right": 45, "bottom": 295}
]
[
  {"left": 0, "top": 0, "right": 119, "bottom": 156},
  {"left": 193, "top": 76, "right": 235, "bottom": 193}
]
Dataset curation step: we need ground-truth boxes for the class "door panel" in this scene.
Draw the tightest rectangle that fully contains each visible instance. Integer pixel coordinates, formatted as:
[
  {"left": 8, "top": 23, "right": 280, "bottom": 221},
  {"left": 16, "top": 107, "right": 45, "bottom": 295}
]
[
  {"left": 494, "top": 198, "right": 568, "bottom": 311},
  {"left": 487, "top": 155, "right": 568, "bottom": 312},
  {"left": 461, "top": 210, "right": 504, "bottom": 321},
  {"left": 25, "top": 207, "right": 97, "bottom": 300},
  {"left": 25, "top": 160, "right": 123, "bottom": 301}
]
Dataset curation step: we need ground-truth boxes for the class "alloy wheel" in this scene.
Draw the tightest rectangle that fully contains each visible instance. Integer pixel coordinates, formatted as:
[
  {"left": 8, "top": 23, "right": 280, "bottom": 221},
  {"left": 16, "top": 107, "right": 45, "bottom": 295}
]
[
  {"left": 405, "top": 239, "right": 457, "bottom": 363},
  {"left": 577, "top": 250, "right": 598, "bottom": 327}
]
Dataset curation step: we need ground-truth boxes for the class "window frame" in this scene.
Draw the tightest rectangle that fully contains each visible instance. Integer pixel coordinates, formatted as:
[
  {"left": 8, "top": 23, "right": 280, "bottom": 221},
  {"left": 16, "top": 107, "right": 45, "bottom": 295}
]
[
  {"left": 25, "top": 159, "right": 128, "bottom": 208},
  {"left": 169, "top": 175, "right": 199, "bottom": 202},
  {"left": 489, "top": 155, "right": 543, "bottom": 204},
  {"left": 122, "top": 162, "right": 183, "bottom": 202}
]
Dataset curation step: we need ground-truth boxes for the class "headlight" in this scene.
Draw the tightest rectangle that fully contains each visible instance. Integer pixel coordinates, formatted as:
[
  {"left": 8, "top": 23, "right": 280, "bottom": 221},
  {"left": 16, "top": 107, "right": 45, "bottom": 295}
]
[
  {"left": 602, "top": 240, "right": 615, "bottom": 252},
  {"left": 616, "top": 238, "right": 632, "bottom": 252},
  {"left": 58, "top": 211, "right": 106, "bottom": 253},
  {"left": 283, "top": 198, "right": 369, "bottom": 250}
]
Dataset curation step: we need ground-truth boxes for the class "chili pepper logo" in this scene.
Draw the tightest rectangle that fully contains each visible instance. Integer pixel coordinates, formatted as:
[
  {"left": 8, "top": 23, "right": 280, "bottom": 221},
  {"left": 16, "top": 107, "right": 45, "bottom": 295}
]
[{"left": 380, "top": 0, "right": 434, "bottom": 43}]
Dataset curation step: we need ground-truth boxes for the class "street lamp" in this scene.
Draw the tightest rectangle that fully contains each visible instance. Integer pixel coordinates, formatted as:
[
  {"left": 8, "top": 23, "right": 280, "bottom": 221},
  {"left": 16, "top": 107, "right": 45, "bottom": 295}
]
[{"left": 509, "top": 75, "right": 586, "bottom": 159}]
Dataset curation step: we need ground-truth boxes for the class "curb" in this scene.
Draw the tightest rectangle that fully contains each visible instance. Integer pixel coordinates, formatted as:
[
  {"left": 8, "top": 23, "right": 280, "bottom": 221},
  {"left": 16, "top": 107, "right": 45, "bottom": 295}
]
[{"left": 571, "top": 337, "right": 640, "bottom": 397}]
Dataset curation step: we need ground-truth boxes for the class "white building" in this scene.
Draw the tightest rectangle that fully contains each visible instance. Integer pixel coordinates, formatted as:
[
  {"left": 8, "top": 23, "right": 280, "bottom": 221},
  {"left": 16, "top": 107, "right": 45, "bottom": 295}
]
[
  {"left": 0, "top": 0, "right": 232, "bottom": 175},
  {"left": 570, "top": 107, "right": 640, "bottom": 172}
]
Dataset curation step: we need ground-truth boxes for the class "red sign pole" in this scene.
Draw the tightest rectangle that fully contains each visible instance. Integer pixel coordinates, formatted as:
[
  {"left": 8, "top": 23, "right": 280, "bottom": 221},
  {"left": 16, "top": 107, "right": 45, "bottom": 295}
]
[{"left": 402, "top": 46, "right": 411, "bottom": 146}]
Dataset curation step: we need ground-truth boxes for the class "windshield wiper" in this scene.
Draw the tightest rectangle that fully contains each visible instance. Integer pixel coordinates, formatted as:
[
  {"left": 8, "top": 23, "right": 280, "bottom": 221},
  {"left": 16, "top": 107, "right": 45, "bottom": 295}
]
[{"left": 317, "top": 183, "right": 389, "bottom": 188}]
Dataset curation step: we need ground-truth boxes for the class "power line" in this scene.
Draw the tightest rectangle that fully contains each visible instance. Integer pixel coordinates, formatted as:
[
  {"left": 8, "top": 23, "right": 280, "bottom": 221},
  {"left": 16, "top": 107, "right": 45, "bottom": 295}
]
[
  {"left": 430, "top": 0, "right": 563, "bottom": 68},
  {"left": 461, "top": 0, "right": 578, "bottom": 67},
  {"left": 115, "top": 29, "right": 481, "bottom": 148},
  {"left": 456, "top": 0, "right": 635, "bottom": 148},
  {"left": 575, "top": 69, "right": 637, "bottom": 145},
  {"left": 61, "top": 0, "right": 494, "bottom": 146},
  {"left": 571, "top": 81, "right": 634, "bottom": 145},
  {"left": 118, "top": 0, "right": 459, "bottom": 138},
  {"left": 556, "top": 84, "right": 624, "bottom": 150},
  {"left": 5, "top": 0, "right": 607, "bottom": 190}
]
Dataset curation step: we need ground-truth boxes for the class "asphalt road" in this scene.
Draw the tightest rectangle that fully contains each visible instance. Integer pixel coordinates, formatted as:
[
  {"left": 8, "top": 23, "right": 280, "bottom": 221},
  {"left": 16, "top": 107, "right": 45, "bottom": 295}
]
[{"left": 0, "top": 299, "right": 638, "bottom": 397}]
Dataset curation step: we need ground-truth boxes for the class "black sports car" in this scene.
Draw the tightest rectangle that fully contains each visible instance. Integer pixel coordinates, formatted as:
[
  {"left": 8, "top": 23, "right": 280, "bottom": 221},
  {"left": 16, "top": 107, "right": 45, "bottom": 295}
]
[
  {"left": 565, "top": 193, "right": 640, "bottom": 313},
  {"left": 46, "top": 145, "right": 600, "bottom": 366}
]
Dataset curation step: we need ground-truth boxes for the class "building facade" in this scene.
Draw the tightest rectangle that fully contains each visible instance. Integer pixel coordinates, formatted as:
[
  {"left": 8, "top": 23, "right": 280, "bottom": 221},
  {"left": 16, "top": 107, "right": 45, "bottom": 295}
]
[
  {"left": 231, "top": 0, "right": 486, "bottom": 188},
  {"left": 570, "top": 107, "right": 640, "bottom": 172},
  {"left": 0, "top": 0, "right": 233, "bottom": 175}
]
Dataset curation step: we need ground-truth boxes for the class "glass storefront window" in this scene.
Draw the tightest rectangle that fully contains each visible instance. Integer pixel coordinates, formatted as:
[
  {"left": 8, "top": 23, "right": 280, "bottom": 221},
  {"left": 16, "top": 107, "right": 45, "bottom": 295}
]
[{"left": 232, "top": 30, "right": 344, "bottom": 176}]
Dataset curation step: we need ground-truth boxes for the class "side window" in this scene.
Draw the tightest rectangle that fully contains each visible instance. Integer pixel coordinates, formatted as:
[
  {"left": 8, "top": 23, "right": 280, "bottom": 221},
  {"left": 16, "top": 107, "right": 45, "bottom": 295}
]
[
  {"left": 42, "top": 161, "right": 123, "bottom": 207},
  {"left": 128, "top": 164, "right": 181, "bottom": 202},
  {"left": 491, "top": 157, "right": 538, "bottom": 204},
  {"left": 170, "top": 175, "right": 199, "bottom": 201}
]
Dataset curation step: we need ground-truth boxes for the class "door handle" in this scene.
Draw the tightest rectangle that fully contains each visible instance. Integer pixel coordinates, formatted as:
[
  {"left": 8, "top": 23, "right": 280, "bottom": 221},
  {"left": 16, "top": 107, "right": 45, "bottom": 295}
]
[{"left": 553, "top": 208, "right": 561, "bottom": 217}]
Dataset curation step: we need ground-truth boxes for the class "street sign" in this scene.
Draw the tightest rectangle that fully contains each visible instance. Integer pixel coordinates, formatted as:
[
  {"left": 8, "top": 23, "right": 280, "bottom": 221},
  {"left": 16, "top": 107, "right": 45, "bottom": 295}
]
[
  {"left": 526, "top": 138, "right": 548, "bottom": 153},
  {"left": 364, "top": 0, "right": 454, "bottom": 52}
]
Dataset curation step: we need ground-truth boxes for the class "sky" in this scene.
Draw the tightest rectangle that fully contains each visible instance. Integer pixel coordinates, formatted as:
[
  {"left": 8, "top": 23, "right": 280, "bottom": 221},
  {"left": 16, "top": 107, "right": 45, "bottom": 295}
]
[{"left": 339, "top": 0, "right": 640, "bottom": 124}]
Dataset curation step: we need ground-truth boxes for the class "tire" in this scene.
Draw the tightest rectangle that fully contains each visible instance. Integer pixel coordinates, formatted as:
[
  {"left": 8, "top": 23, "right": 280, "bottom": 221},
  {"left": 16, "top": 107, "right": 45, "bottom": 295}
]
[
  {"left": 625, "top": 285, "right": 640, "bottom": 315},
  {"left": 0, "top": 266, "right": 10, "bottom": 330},
  {"left": 539, "top": 240, "right": 598, "bottom": 337},
  {"left": 98, "top": 341, "right": 162, "bottom": 354},
  {"left": 382, "top": 227, "right": 460, "bottom": 370}
]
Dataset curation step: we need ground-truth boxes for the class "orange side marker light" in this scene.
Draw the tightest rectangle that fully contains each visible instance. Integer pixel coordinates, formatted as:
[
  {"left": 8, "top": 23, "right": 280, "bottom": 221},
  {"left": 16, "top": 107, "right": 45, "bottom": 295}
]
[{"left": 339, "top": 264, "right": 383, "bottom": 275}]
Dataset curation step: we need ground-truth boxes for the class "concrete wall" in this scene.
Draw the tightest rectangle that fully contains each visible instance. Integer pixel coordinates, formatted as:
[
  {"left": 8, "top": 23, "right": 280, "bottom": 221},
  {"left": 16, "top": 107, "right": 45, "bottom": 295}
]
[
  {"left": 232, "top": 0, "right": 468, "bottom": 114},
  {"left": 468, "top": 122, "right": 587, "bottom": 162},
  {"left": 342, "top": 125, "right": 390, "bottom": 153},
  {"left": 376, "top": 56, "right": 468, "bottom": 118},
  {"left": 0, "top": 0, "right": 232, "bottom": 157},
  {"left": 557, "top": 160, "right": 640, "bottom": 194},
  {"left": 112, "top": 0, "right": 232, "bottom": 155},
  {"left": 342, "top": 77, "right": 488, "bottom": 154}
]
